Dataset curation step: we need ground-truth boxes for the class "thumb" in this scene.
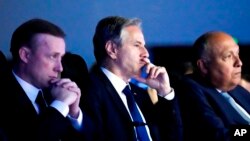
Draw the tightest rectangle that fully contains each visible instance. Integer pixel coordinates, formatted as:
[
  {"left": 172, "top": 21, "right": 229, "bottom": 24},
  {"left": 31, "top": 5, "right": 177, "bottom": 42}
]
[{"left": 133, "top": 76, "right": 147, "bottom": 84}]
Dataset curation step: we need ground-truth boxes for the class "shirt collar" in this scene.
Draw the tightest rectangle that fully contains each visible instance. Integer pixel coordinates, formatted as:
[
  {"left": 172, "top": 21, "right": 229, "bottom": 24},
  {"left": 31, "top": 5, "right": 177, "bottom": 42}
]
[
  {"left": 12, "top": 70, "right": 40, "bottom": 103},
  {"left": 101, "top": 67, "right": 128, "bottom": 93},
  {"left": 216, "top": 89, "right": 223, "bottom": 93}
]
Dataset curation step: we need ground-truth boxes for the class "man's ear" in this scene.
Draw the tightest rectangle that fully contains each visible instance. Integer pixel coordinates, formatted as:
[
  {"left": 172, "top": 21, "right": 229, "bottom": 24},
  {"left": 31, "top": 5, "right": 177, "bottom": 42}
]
[
  {"left": 19, "top": 46, "right": 31, "bottom": 63},
  {"left": 105, "top": 40, "right": 118, "bottom": 59},
  {"left": 197, "top": 59, "right": 208, "bottom": 74}
]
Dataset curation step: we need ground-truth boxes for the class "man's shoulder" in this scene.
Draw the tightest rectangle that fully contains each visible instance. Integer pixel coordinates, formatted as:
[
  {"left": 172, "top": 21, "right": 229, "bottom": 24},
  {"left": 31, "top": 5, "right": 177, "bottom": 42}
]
[
  {"left": 231, "top": 85, "right": 250, "bottom": 98},
  {"left": 0, "top": 71, "right": 17, "bottom": 89},
  {"left": 233, "top": 85, "right": 250, "bottom": 92}
]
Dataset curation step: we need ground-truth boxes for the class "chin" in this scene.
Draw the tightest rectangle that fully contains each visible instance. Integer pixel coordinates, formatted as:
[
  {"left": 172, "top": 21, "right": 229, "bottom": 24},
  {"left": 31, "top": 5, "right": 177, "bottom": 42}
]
[
  {"left": 230, "top": 81, "right": 239, "bottom": 88},
  {"left": 235, "top": 78, "right": 241, "bottom": 83},
  {"left": 42, "top": 82, "right": 50, "bottom": 89}
]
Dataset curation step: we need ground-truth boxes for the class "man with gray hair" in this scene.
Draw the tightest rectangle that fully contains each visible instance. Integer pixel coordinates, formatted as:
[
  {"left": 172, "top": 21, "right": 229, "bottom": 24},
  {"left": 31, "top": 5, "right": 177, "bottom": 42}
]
[{"left": 82, "top": 16, "right": 182, "bottom": 141}]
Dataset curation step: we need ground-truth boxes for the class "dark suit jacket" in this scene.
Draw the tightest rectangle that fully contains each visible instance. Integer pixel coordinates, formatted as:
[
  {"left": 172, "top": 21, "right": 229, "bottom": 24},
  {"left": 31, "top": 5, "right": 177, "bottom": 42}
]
[
  {"left": 0, "top": 51, "right": 9, "bottom": 79},
  {"left": 0, "top": 71, "right": 92, "bottom": 141},
  {"left": 81, "top": 67, "right": 182, "bottom": 141},
  {"left": 176, "top": 73, "right": 250, "bottom": 141}
]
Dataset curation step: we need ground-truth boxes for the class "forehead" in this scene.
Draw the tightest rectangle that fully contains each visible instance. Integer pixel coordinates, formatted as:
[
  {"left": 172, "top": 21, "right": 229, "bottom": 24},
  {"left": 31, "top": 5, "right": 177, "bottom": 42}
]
[
  {"left": 31, "top": 33, "right": 66, "bottom": 52},
  {"left": 121, "top": 25, "right": 145, "bottom": 44},
  {"left": 208, "top": 33, "right": 239, "bottom": 53}
]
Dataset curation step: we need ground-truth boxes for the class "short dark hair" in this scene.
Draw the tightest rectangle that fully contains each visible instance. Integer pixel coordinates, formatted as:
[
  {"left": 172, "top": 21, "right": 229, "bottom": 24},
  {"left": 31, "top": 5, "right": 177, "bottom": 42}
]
[
  {"left": 93, "top": 16, "right": 141, "bottom": 66},
  {"left": 10, "top": 18, "right": 65, "bottom": 63},
  {"left": 192, "top": 33, "right": 210, "bottom": 63}
]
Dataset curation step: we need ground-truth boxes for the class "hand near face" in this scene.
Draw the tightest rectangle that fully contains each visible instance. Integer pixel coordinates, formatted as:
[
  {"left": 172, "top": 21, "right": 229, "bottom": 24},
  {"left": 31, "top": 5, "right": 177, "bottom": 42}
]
[
  {"left": 50, "top": 78, "right": 81, "bottom": 117},
  {"left": 134, "top": 62, "right": 172, "bottom": 97}
]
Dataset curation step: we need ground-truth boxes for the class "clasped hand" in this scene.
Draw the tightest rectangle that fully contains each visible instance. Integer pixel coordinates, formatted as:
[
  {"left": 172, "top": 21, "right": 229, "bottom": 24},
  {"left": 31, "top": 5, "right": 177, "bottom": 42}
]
[{"left": 50, "top": 78, "right": 81, "bottom": 118}]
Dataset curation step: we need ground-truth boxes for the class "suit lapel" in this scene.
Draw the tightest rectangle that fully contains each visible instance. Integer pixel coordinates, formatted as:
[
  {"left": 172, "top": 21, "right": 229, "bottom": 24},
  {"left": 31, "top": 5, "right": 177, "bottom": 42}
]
[
  {"left": 95, "top": 68, "right": 132, "bottom": 120},
  {"left": 206, "top": 87, "right": 248, "bottom": 124},
  {"left": 229, "top": 86, "right": 250, "bottom": 113},
  {"left": 8, "top": 73, "right": 39, "bottom": 117}
]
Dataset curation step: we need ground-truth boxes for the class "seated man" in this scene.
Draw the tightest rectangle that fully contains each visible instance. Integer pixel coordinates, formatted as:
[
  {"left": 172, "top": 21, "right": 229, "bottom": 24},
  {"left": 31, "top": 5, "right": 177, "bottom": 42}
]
[
  {"left": 0, "top": 18, "right": 93, "bottom": 141},
  {"left": 177, "top": 31, "right": 250, "bottom": 141},
  {"left": 82, "top": 16, "right": 182, "bottom": 141}
]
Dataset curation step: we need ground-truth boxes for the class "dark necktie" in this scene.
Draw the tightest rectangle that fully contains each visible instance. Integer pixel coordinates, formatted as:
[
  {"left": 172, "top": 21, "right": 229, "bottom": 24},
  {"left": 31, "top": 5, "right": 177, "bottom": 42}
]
[
  {"left": 35, "top": 90, "right": 47, "bottom": 114},
  {"left": 123, "top": 85, "right": 150, "bottom": 141}
]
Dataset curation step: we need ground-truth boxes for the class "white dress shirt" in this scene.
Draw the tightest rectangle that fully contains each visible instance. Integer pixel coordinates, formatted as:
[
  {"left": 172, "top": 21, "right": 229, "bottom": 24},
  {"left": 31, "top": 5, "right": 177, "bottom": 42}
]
[{"left": 101, "top": 67, "right": 175, "bottom": 140}]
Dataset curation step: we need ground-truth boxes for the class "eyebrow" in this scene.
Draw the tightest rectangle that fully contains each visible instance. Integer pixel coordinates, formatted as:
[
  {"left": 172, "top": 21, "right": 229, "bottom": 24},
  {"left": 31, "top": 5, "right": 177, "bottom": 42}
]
[{"left": 134, "top": 40, "right": 145, "bottom": 45}]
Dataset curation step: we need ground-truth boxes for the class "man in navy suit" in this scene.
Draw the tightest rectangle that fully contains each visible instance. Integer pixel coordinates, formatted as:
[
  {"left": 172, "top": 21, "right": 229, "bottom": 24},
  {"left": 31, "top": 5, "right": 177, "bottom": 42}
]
[
  {"left": 0, "top": 18, "right": 93, "bottom": 141},
  {"left": 82, "top": 16, "right": 182, "bottom": 141},
  {"left": 0, "top": 50, "right": 9, "bottom": 77},
  {"left": 177, "top": 31, "right": 250, "bottom": 141}
]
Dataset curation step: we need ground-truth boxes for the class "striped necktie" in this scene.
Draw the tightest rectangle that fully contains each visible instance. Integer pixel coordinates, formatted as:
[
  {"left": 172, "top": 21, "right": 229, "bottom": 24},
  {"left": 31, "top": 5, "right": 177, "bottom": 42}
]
[
  {"left": 123, "top": 85, "right": 150, "bottom": 141},
  {"left": 221, "top": 92, "right": 250, "bottom": 123}
]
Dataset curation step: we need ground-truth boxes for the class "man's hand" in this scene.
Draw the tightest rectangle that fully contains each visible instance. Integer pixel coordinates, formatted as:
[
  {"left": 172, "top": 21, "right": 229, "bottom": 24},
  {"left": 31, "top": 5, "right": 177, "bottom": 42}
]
[
  {"left": 134, "top": 59, "right": 172, "bottom": 97},
  {"left": 50, "top": 78, "right": 81, "bottom": 118}
]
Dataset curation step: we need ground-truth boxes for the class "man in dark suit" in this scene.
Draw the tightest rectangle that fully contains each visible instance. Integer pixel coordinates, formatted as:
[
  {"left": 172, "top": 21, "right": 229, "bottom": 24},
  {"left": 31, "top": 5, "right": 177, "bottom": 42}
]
[
  {"left": 82, "top": 16, "right": 182, "bottom": 141},
  {"left": 0, "top": 50, "right": 9, "bottom": 77},
  {"left": 0, "top": 18, "right": 92, "bottom": 141},
  {"left": 177, "top": 31, "right": 250, "bottom": 141}
]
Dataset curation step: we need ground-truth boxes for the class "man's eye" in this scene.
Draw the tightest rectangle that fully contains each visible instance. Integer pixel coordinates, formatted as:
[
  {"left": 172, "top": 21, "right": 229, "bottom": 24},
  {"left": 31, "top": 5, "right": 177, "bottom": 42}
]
[
  {"left": 223, "top": 54, "right": 232, "bottom": 60},
  {"left": 49, "top": 55, "right": 56, "bottom": 60},
  {"left": 227, "top": 54, "right": 232, "bottom": 58},
  {"left": 135, "top": 44, "right": 140, "bottom": 47}
]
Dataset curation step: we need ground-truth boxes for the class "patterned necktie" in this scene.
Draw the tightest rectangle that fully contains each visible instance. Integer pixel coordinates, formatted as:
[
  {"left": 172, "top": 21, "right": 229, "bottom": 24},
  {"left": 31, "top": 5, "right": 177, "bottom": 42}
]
[
  {"left": 123, "top": 85, "right": 150, "bottom": 141},
  {"left": 35, "top": 90, "right": 47, "bottom": 114},
  {"left": 221, "top": 92, "right": 250, "bottom": 123}
]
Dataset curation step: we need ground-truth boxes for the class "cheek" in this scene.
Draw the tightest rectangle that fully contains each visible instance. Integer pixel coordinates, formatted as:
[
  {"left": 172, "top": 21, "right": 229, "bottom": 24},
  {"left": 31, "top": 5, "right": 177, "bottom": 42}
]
[
  {"left": 42, "top": 61, "right": 51, "bottom": 68},
  {"left": 217, "top": 67, "right": 236, "bottom": 83},
  {"left": 209, "top": 64, "right": 227, "bottom": 79},
  {"left": 222, "top": 65, "right": 234, "bottom": 76},
  {"left": 34, "top": 59, "right": 52, "bottom": 73},
  {"left": 211, "top": 62, "right": 230, "bottom": 74},
  {"left": 120, "top": 52, "right": 133, "bottom": 63}
]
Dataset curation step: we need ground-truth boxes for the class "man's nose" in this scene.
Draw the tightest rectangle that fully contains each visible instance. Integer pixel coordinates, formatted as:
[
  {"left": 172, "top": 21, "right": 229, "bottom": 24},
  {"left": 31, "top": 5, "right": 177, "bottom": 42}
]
[
  {"left": 141, "top": 47, "right": 149, "bottom": 58},
  {"left": 235, "top": 55, "right": 242, "bottom": 68},
  {"left": 55, "top": 61, "right": 63, "bottom": 73}
]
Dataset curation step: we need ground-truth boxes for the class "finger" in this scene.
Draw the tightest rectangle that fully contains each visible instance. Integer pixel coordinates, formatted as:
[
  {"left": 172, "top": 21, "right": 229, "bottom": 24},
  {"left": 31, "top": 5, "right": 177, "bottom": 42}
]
[
  {"left": 62, "top": 81, "right": 78, "bottom": 89},
  {"left": 153, "top": 66, "right": 165, "bottom": 78},
  {"left": 148, "top": 65, "right": 158, "bottom": 78},
  {"left": 52, "top": 78, "right": 72, "bottom": 86},
  {"left": 68, "top": 87, "right": 81, "bottom": 96},
  {"left": 50, "top": 78, "right": 60, "bottom": 83},
  {"left": 142, "top": 57, "right": 150, "bottom": 64},
  {"left": 145, "top": 63, "right": 155, "bottom": 74},
  {"left": 133, "top": 75, "right": 147, "bottom": 84}
]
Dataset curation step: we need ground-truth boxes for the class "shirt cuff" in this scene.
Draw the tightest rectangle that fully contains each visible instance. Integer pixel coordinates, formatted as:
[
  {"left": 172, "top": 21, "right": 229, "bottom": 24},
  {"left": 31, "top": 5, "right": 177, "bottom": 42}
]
[
  {"left": 50, "top": 100, "right": 69, "bottom": 117},
  {"left": 68, "top": 110, "right": 83, "bottom": 131},
  {"left": 161, "top": 88, "right": 175, "bottom": 100},
  {"left": 51, "top": 100, "right": 83, "bottom": 130}
]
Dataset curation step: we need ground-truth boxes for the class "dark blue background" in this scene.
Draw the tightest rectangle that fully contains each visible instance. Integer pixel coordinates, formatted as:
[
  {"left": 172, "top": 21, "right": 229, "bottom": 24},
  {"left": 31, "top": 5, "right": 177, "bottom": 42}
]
[{"left": 1, "top": 0, "right": 249, "bottom": 68}]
